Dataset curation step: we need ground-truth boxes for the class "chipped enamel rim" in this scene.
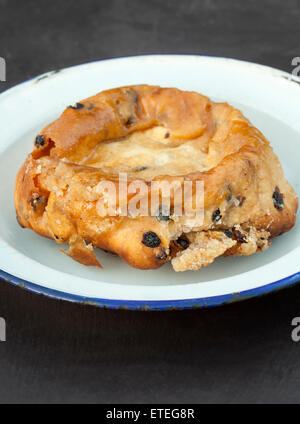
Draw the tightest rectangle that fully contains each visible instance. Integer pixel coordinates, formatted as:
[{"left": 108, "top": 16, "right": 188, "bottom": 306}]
[
  {"left": 0, "top": 55, "right": 299, "bottom": 310},
  {"left": 0, "top": 268, "right": 299, "bottom": 310}
]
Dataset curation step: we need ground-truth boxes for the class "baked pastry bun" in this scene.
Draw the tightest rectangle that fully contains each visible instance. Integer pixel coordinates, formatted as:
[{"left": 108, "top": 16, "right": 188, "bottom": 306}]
[{"left": 15, "top": 85, "right": 298, "bottom": 271}]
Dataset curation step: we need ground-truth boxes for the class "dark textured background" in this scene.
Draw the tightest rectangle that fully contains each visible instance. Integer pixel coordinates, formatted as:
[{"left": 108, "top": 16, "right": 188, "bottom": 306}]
[{"left": 1, "top": 0, "right": 300, "bottom": 404}]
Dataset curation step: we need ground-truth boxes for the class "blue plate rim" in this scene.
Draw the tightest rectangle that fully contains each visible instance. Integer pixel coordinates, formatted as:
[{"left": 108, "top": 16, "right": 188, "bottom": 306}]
[{"left": 0, "top": 268, "right": 299, "bottom": 310}]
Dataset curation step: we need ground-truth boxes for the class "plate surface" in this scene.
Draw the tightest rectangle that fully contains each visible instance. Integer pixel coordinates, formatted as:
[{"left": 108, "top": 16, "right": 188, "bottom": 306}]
[{"left": 0, "top": 55, "right": 299, "bottom": 310}]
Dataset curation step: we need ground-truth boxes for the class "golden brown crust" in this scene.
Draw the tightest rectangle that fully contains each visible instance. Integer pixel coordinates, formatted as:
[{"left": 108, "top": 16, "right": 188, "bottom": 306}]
[
  {"left": 15, "top": 85, "right": 298, "bottom": 271},
  {"left": 37, "top": 85, "right": 211, "bottom": 162}
]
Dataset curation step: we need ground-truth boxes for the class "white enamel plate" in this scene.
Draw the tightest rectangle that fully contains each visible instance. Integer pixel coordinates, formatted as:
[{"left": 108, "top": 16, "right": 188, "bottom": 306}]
[{"left": 0, "top": 55, "right": 299, "bottom": 309}]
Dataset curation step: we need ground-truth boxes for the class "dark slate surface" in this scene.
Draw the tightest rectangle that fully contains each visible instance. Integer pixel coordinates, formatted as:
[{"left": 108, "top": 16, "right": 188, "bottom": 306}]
[{"left": 0, "top": 0, "right": 300, "bottom": 404}]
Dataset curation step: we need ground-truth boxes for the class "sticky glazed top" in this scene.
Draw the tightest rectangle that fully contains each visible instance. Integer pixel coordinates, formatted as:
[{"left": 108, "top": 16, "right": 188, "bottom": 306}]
[{"left": 33, "top": 85, "right": 269, "bottom": 179}]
